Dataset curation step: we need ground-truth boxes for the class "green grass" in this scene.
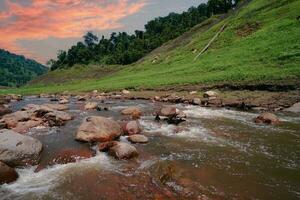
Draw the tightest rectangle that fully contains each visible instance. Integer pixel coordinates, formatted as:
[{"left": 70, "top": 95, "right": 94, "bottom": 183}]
[{"left": 1, "top": 0, "right": 300, "bottom": 95}]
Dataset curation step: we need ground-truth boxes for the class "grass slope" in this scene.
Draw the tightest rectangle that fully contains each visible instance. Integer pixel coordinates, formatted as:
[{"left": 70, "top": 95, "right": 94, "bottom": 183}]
[{"left": 1, "top": 0, "right": 300, "bottom": 94}]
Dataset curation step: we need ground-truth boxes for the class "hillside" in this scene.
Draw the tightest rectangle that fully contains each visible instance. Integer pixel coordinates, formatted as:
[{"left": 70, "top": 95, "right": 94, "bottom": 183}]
[
  {"left": 0, "top": 49, "right": 48, "bottom": 87},
  {"left": 1, "top": 0, "right": 300, "bottom": 94}
]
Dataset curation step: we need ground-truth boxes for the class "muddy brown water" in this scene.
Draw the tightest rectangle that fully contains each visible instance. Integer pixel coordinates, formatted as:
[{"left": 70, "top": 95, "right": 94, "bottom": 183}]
[{"left": 0, "top": 97, "right": 299, "bottom": 200}]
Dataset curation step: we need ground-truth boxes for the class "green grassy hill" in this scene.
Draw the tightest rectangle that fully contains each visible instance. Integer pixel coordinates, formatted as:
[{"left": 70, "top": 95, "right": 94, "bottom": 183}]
[{"left": 1, "top": 0, "right": 299, "bottom": 94}]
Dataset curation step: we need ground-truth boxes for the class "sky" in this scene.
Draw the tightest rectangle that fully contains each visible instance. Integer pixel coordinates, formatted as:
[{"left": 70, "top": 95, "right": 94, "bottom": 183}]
[{"left": 0, "top": 0, "right": 206, "bottom": 64}]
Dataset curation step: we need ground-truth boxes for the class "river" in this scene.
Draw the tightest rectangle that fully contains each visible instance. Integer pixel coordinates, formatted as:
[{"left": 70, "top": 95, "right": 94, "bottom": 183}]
[{"left": 0, "top": 96, "right": 299, "bottom": 200}]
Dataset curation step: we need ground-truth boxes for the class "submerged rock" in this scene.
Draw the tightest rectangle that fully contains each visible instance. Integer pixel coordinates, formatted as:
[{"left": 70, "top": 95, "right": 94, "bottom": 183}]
[
  {"left": 0, "top": 161, "right": 19, "bottom": 184},
  {"left": 128, "top": 134, "right": 149, "bottom": 144},
  {"left": 35, "top": 148, "right": 95, "bottom": 172},
  {"left": 76, "top": 116, "right": 122, "bottom": 142},
  {"left": 0, "top": 129, "right": 43, "bottom": 167},
  {"left": 108, "top": 142, "right": 138, "bottom": 160},
  {"left": 254, "top": 113, "right": 280, "bottom": 125}
]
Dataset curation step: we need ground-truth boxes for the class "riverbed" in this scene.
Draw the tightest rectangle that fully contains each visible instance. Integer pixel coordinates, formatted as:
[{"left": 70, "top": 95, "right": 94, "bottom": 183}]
[{"left": 0, "top": 96, "right": 299, "bottom": 200}]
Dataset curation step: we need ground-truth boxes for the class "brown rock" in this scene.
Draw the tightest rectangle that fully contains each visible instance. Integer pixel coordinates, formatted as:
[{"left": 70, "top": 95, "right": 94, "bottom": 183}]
[
  {"left": 12, "top": 119, "right": 44, "bottom": 133},
  {"left": 108, "top": 142, "right": 138, "bottom": 159},
  {"left": 98, "top": 141, "right": 118, "bottom": 152},
  {"left": 128, "top": 134, "right": 149, "bottom": 144},
  {"left": 0, "top": 111, "right": 32, "bottom": 128},
  {"left": 203, "top": 91, "right": 218, "bottom": 98},
  {"left": 0, "top": 105, "right": 12, "bottom": 117},
  {"left": 159, "top": 106, "right": 177, "bottom": 117},
  {"left": 42, "top": 104, "right": 69, "bottom": 111},
  {"left": 43, "top": 110, "right": 73, "bottom": 126},
  {"left": 76, "top": 116, "right": 122, "bottom": 142},
  {"left": 0, "top": 161, "right": 19, "bottom": 184},
  {"left": 84, "top": 102, "right": 98, "bottom": 110},
  {"left": 59, "top": 99, "right": 69, "bottom": 104},
  {"left": 121, "top": 106, "right": 142, "bottom": 117},
  {"left": 255, "top": 113, "right": 280, "bottom": 125},
  {"left": 193, "top": 98, "right": 201, "bottom": 105},
  {"left": 124, "top": 121, "right": 141, "bottom": 135}
]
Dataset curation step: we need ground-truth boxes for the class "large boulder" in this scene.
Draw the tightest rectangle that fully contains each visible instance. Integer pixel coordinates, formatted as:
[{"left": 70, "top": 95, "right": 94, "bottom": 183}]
[
  {"left": 76, "top": 116, "right": 122, "bottom": 142},
  {"left": 108, "top": 142, "right": 138, "bottom": 160},
  {"left": 284, "top": 102, "right": 300, "bottom": 113},
  {"left": 0, "top": 129, "right": 43, "bottom": 167},
  {"left": 0, "top": 161, "right": 19, "bottom": 184},
  {"left": 254, "top": 113, "right": 280, "bottom": 125},
  {"left": 35, "top": 148, "right": 95, "bottom": 172},
  {"left": 84, "top": 102, "right": 98, "bottom": 110},
  {"left": 123, "top": 121, "right": 141, "bottom": 135},
  {"left": 128, "top": 134, "right": 149, "bottom": 144}
]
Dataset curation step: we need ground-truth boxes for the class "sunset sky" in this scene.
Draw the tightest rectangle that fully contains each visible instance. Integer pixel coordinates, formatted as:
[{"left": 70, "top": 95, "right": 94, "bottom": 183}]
[{"left": 0, "top": 0, "right": 205, "bottom": 64}]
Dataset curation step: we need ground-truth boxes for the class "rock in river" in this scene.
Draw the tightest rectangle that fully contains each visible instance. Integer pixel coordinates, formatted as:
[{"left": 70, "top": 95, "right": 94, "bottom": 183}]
[
  {"left": 128, "top": 134, "right": 149, "bottom": 144},
  {"left": 0, "top": 161, "right": 19, "bottom": 185},
  {"left": 284, "top": 102, "right": 300, "bottom": 113},
  {"left": 0, "top": 129, "right": 43, "bottom": 167},
  {"left": 123, "top": 121, "right": 141, "bottom": 135},
  {"left": 254, "top": 112, "right": 280, "bottom": 125},
  {"left": 84, "top": 102, "right": 98, "bottom": 110},
  {"left": 76, "top": 116, "right": 122, "bottom": 142},
  {"left": 121, "top": 106, "right": 142, "bottom": 118},
  {"left": 108, "top": 142, "right": 138, "bottom": 160}
]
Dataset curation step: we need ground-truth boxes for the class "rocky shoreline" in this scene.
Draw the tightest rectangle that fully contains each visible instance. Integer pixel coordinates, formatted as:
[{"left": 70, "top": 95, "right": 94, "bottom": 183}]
[{"left": 0, "top": 89, "right": 299, "bottom": 185}]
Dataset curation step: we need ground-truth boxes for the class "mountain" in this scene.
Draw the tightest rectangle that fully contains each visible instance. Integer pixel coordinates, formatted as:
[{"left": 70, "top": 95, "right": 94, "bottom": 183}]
[
  {"left": 1, "top": 0, "right": 300, "bottom": 94},
  {"left": 0, "top": 49, "right": 48, "bottom": 87}
]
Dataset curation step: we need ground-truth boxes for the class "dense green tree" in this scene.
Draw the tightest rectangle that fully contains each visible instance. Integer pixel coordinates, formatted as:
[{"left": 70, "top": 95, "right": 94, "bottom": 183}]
[
  {"left": 0, "top": 49, "right": 47, "bottom": 86},
  {"left": 50, "top": 1, "right": 238, "bottom": 70}
]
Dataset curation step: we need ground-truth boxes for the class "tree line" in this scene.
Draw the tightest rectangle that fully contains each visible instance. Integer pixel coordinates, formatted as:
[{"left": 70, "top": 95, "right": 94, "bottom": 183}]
[
  {"left": 49, "top": 0, "right": 241, "bottom": 71},
  {"left": 0, "top": 49, "right": 47, "bottom": 87}
]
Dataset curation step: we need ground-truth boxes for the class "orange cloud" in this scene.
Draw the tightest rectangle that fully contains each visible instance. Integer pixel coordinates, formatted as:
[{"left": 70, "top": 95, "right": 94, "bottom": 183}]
[{"left": 0, "top": 0, "right": 147, "bottom": 62}]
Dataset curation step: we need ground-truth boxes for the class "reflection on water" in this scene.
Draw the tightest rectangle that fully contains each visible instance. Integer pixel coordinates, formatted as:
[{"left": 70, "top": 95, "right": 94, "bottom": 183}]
[{"left": 1, "top": 97, "right": 299, "bottom": 200}]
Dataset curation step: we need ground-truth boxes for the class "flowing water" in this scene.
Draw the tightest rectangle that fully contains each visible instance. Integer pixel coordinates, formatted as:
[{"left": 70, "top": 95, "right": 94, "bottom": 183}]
[{"left": 0, "top": 97, "right": 299, "bottom": 200}]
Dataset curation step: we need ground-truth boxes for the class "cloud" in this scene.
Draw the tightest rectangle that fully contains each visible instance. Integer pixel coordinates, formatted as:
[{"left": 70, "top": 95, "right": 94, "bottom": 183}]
[{"left": 0, "top": 0, "right": 147, "bottom": 62}]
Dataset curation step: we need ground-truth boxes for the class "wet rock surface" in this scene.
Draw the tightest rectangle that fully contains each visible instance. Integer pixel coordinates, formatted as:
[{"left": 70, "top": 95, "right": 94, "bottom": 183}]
[
  {"left": 128, "top": 134, "right": 149, "bottom": 143},
  {"left": 254, "top": 112, "right": 280, "bottom": 125},
  {"left": 76, "top": 116, "right": 122, "bottom": 142},
  {"left": 0, "top": 129, "right": 43, "bottom": 167},
  {"left": 0, "top": 161, "right": 19, "bottom": 185},
  {"left": 108, "top": 142, "right": 138, "bottom": 160}
]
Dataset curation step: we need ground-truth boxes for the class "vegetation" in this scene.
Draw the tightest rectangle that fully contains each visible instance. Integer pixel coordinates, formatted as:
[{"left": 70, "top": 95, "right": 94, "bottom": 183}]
[
  {"left": 50, "top": 0, "right": 241, "bottom": 70},
  {"left": 0, "top": 49, "right": 47, "bottom": 87},
  {"left": 1, "top": 0, "right": 299, "bottom": 95}
]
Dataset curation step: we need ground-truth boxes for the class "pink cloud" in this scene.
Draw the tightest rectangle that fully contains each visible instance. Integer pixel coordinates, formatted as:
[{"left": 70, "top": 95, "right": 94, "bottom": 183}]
[{"left": 0, "top": 0, "right": 147, "bottom": 62}]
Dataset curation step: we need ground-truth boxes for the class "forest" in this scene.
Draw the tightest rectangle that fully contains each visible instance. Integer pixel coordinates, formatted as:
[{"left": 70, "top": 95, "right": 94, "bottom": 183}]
[
  {"left": 0, "top": 49, "right": 47, "bottom": 87},
  {"left": 49, "top": 0, "right": 241, "bottom": 70}
]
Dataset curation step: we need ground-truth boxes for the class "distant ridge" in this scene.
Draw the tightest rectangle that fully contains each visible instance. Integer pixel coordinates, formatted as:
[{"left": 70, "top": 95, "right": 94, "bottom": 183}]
[{"left": 0, "top": 49, "right": 48, "bottom": 87}]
